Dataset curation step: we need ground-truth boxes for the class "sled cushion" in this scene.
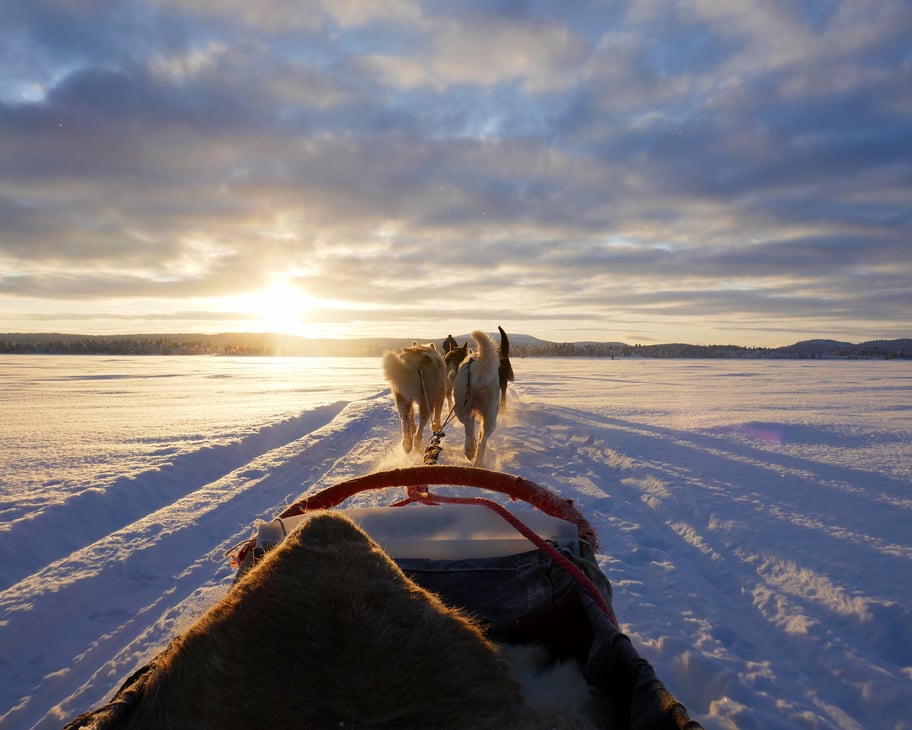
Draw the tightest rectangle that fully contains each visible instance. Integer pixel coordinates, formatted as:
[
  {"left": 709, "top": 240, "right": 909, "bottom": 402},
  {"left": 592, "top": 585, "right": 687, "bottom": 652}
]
[{"left": 255, "top": 502, "right": 581, "bottom": 560}]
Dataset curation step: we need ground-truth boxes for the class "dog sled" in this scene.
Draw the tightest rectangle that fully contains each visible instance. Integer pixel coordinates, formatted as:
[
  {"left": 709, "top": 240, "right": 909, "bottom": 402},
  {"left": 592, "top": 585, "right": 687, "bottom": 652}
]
[{"left": 64, "top": 466, "right": 701, "bottom": 729}]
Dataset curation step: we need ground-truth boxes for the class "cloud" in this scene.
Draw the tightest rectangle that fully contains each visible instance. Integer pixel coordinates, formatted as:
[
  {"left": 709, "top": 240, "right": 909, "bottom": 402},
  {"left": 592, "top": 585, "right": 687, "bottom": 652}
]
[
  {"left": 0, "top": 0, "right": 910, "bottom": 344},
  {"left": 364, "top": 13, "right": 588, "bottom": 93}
]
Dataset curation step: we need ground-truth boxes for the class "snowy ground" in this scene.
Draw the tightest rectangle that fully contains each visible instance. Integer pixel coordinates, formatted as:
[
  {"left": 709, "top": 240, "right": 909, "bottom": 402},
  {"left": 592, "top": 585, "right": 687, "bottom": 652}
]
[{"left": 1, "top": 356, "right": 910, "bottom": 729}]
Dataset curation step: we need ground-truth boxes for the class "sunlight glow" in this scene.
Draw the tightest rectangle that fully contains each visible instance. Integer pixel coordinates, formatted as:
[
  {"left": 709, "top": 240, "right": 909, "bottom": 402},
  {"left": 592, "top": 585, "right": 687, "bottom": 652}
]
[{"left": 244, "top": 280, "right": 316, "bottom": 336}]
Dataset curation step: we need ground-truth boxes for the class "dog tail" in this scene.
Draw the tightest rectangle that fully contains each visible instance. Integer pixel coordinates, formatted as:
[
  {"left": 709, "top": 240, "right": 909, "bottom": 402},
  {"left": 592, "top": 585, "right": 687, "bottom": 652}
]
[
  {"left": 382, "top": 350, "right": 408, "bottom": 385},
  {"left": 498, "top": 326, "right": 510, "bottom": 358},
  {"left": 470, "top": 330, "right": 499, "bottom": 381},
  {"left": 498, "top": 327, "right": 515, "bottom": 382}
]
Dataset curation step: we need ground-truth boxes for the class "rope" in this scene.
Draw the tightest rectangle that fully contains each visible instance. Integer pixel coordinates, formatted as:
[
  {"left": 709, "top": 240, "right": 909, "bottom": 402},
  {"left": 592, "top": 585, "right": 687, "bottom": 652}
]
[
  {"left": 417, "top": 365, "right": 447, "bottom": 465},
  {"left": 438, "top": 402, "right": 458, "bottom": 432},
  {"left": 395, "top": 489, "right": 618, "bottom": 627},
  {"left": 423, "top": 431, "right": 445, "bottom": 465},
  {"left": 463, "top": 357, "right": 474, "bottom": 407},
  {"left": 420, "top": 357, "right": 472, "bottom": 465}
]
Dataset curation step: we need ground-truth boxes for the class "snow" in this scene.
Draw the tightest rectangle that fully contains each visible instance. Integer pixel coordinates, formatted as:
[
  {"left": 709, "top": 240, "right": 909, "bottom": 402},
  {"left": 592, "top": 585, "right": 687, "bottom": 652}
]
[{"left": 1, "top": 355, "right": 911, "bottom": 730}]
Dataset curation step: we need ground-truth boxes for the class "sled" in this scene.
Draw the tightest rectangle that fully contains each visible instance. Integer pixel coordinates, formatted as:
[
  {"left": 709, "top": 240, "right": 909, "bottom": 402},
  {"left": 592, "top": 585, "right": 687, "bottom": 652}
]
[{"left": 64, "top": 466, "right": 702, "bottom": 729}]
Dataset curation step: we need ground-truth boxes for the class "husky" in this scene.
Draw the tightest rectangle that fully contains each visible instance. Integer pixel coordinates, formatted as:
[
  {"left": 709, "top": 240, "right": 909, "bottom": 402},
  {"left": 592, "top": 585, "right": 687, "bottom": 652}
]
[
  {"left": 498, "top": 325, "right": 515, "bottom": 408},
  {"left": 452, "top": 330, "right": 501, "bottom": 466},
  {"left": 444, "top": 339, "right": 469, "bottom": 408},
  {"left": 382, "top": 342, "right": 446, "bottom": 454}
]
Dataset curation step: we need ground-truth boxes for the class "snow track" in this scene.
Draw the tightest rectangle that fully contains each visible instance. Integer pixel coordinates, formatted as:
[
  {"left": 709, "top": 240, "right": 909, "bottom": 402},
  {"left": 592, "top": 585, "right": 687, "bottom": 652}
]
[{"left": 2, "top": 397, "right": 400, "bottom": 729}]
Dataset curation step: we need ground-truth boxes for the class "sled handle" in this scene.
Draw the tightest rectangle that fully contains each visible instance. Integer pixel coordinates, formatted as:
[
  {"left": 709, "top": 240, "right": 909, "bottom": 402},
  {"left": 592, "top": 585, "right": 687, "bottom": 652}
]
[{"left": 278, "top": 466, "right": 599, "bottom": 549}]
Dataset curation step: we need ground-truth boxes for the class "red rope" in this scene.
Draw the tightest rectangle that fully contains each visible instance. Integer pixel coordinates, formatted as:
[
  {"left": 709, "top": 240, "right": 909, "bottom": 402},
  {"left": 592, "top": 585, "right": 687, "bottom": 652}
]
[{"left": 396, "top": 490, "right": 618, "bottom": 627}]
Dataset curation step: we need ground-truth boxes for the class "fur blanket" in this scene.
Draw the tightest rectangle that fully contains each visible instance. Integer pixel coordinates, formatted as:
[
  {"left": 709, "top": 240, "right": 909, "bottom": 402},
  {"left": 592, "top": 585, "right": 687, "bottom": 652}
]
[{"left": 99, "top": 512, "right": 597, "bottom": 729}]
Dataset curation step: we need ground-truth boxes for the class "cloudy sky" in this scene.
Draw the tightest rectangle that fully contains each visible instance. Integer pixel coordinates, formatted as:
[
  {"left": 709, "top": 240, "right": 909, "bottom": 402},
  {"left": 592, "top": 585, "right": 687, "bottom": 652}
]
[{"left": 1, "top": 1, "right": 910, "bottom": 346}]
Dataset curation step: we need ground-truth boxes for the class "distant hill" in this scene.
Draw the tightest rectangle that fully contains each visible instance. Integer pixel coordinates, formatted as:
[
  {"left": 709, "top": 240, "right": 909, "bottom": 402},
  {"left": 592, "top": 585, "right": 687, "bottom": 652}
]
[
  {"left": 777, "top": 339, "right": 856, "bottom": 356},
  {"left": 775, "top": 339, "right": 912, "bottom": 359},
  {"left": 0, "top": 333, "right": 909, "bottom": 359}
]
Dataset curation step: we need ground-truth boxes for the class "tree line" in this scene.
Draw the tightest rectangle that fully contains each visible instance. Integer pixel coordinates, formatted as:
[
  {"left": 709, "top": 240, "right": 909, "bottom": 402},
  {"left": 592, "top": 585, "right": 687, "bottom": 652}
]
[{"left": 1, "top": 334, "right": 909, "bottom": 359}]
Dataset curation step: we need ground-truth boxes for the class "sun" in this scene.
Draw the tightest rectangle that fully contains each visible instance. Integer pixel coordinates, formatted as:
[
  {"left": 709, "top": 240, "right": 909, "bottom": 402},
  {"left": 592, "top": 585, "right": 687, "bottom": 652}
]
[{"left": 246, "top": 280, "right": 315, "bottom": 336}]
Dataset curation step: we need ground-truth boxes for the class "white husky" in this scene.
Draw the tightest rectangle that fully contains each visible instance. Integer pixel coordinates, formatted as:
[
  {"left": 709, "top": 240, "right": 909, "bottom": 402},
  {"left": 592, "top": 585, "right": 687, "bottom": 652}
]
[
  {"left": 451, "top": 330, "right": 500, "bottom": 466},
  {"left": 382, "top": 342, "right": 447, "bottom": 455}
]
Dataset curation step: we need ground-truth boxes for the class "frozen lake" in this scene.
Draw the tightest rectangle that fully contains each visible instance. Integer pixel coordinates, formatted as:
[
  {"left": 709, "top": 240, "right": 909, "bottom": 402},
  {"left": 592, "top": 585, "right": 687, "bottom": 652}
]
[
  {"left": 1, "top": 356, "right": 386, "bottom": 518},
  {"left": 1, "top": 355, "right": 910, "bottom": 729}
]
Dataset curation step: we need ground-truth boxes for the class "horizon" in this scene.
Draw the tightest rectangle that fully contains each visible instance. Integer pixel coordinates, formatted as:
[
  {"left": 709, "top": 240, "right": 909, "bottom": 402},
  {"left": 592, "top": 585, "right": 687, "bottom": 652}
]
[
  {"left": 3, "top": 329, "right": 909, "bottom": 350},
  {"left": 2, "top": 3, "right": 910, "bottom": 347}
]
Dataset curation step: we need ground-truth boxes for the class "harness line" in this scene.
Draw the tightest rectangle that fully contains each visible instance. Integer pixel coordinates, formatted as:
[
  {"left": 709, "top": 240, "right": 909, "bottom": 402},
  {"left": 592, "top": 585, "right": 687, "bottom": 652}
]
[{"left": 423, "top": 357, "right": 474, "bottom": 465}]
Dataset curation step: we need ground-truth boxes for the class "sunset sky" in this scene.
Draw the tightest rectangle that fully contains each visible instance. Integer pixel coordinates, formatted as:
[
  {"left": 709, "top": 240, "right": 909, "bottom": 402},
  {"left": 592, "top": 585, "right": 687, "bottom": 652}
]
[{"left": 2, "top": 1, "right": 910, "bottom": 346}]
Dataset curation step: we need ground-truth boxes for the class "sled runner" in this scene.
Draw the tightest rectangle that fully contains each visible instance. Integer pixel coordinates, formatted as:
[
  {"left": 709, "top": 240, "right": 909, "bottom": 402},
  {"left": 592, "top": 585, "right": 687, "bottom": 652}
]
[{"left": 64, "top": 466, "right": 701, "bottom": 729}]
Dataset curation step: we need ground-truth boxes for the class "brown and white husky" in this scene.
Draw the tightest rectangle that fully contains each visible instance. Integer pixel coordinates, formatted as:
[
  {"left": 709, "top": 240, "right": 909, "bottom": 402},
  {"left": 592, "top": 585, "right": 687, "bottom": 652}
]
[{"left": 382, "top": 342, "right": 446, "bottom": 454}]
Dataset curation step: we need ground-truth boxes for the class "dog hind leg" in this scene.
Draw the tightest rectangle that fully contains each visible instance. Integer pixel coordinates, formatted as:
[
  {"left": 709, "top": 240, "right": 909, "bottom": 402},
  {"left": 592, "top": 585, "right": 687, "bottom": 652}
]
[
  {"left": 395, "top": 393, "right": 416, "bottom": 453},
  {"left": 463, "top": 417, "right": 477, "bottom": 461},
  {"left": 431, "top": 400, "right": 442, "bottom": 433},
  {"left": 415, "top": 400, "right": 431, "bottom": 451},
  {"left": 474, "top": 402, "right": 498, "bottom": 466}
]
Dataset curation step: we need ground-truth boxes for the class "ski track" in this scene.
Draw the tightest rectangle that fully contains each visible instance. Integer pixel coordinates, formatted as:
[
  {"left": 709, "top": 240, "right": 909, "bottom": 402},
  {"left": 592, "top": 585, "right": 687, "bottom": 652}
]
[
  {"left": 2, "top": 383, "right": 911, "bottom": 729},
  {"left": 2, "top": 395, "right": 401, "bottom": 729},
  {"left": 0, "top": 403, "right": 348, "bottom": 589}
]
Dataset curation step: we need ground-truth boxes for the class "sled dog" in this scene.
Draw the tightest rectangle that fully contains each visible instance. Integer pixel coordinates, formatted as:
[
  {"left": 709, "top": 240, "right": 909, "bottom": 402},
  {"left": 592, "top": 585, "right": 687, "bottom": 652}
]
[
  {"left": 382, "top": 342, "right": 447, "bottom": 454},
  {"left": 498, "top": 325, "right": 515, "bottom": 408},
  {"left": 444, "top": 339, "right": 469, "bottom": 408},
  {"left": 452, "top": 330, "right": 501, "bottom": 466}
]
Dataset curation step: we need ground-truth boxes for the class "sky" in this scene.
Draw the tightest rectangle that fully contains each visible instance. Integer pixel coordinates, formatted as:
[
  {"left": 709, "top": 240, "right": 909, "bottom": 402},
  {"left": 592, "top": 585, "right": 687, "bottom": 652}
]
[{"left": 1, "top": 0, "right": 910, "bottom": 347}]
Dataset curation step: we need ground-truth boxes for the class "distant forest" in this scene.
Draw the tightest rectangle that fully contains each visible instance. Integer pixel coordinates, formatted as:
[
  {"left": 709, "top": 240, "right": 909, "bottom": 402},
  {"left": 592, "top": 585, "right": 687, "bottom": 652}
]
[{"left": 2, "top": 333, "right": 910, "bottom": 359}]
